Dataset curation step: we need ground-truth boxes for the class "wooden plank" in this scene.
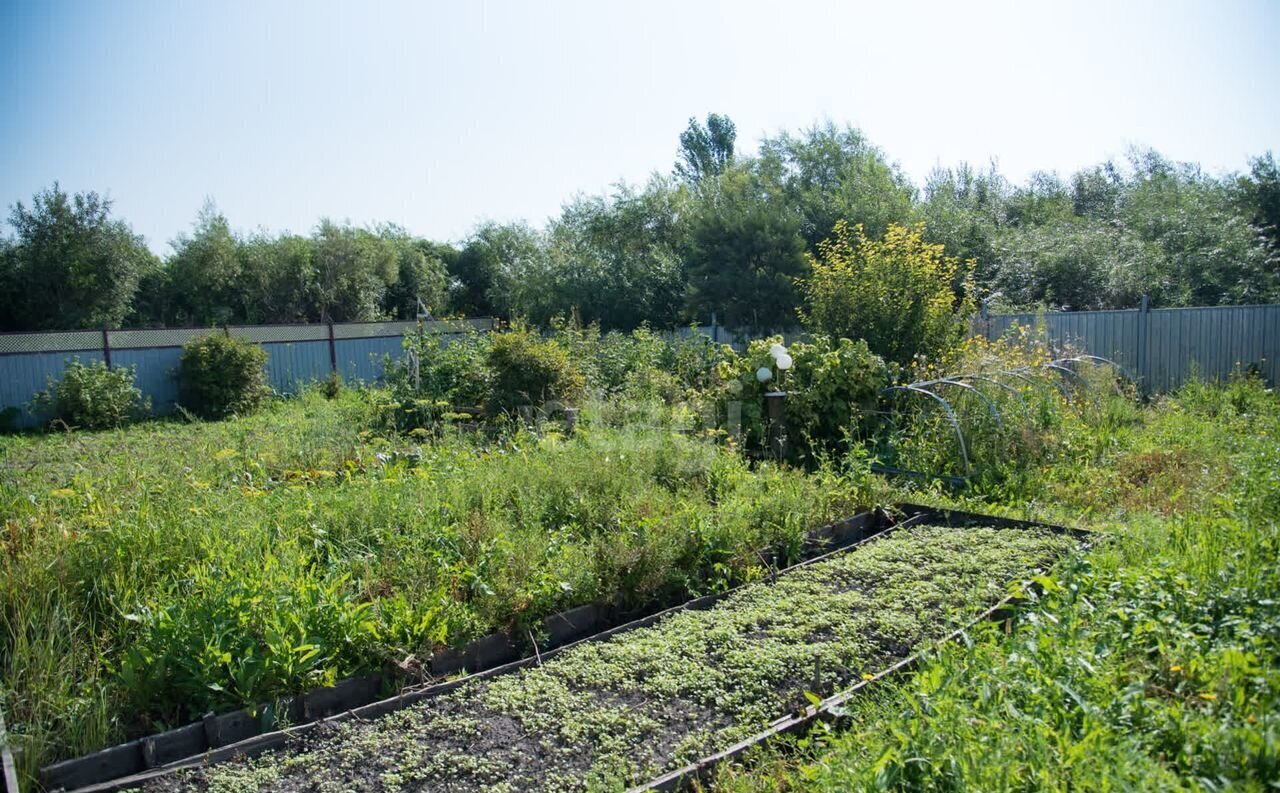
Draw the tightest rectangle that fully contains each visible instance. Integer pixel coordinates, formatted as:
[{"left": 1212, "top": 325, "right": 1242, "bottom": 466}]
[{"left": 1, "top": 704, "right": 20, "bottom": 793}]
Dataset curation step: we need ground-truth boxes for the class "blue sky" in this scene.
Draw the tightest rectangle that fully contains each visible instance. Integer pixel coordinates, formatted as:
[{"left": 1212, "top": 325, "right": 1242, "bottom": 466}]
[{"left": 1, "top": 0, "right": 1277, "bottom": 254}]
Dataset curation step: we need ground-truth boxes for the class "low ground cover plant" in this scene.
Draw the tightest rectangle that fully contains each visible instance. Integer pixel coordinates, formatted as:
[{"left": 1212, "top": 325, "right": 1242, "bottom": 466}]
[{"left": 147, "top": 524, "right": 1076, "bottom": 793}]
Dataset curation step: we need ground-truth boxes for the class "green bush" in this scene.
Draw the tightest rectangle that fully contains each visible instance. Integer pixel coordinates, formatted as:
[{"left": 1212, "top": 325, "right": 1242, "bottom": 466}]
[
  {"left": 550, "top": 319, "right": 737, "bottom": 408},
  {"left": 800, "top": 221, "right": 976, "bottom": 365},
  {"left": 718, "top": 335, "right": 894, "bottom": 463},
  {"left": 178, "top": 334, "right": 269, "bottom": 419},
  {"left": 485, "top": 325, "right": 585, "bottom": 414},
  {"left": 387, "top": 325, "right": 490, "bottom": 407},
  {"left": 31, "top": 358, "right": 147, "bottom": 429},
  {"left": 379, "top": 326, "right": 491, "bottom": 430}
]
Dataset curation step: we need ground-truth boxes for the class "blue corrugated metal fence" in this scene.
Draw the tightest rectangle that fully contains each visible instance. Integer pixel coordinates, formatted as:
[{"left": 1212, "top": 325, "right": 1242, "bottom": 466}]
[
  {"left": 0, "top": 319, "right": 492, "bottom": 428},
  {"left": 977, "top": 303, "right": 1279, "bottom": 393}
]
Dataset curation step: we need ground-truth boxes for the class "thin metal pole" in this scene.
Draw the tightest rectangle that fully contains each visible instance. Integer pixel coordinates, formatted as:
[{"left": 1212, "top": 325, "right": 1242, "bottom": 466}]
[{"left": 1137, "top": 294, "right": 1150, "bottom": 394}]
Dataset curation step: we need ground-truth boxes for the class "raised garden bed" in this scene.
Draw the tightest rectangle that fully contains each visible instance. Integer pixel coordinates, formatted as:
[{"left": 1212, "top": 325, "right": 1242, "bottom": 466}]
[
  {"left": 39, "top": 510, "right": 889, "bottom": 792},
  {"left": 58, "top": 505, "right": 1085, "bottom": 793}
]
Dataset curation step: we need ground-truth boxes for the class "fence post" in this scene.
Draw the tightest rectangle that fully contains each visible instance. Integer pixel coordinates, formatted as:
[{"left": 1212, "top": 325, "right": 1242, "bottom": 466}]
[
  {"left": 327, "top": 322, "right": 338, "bottom": 374},
  {"left": 0, "top": 703, "right": 17, "bottom": 793},
  {"left": 765, "top": 390, "right": 788, "bottom": 459},
  {"left": 101, "top": 328, "right": 112, "bottom": 370},
  {"left": 1137, "top": 295, "right": 1150, "bottom": 393},
  {"left": 711, "top": 312, "right": 719, "bottom": 343}
]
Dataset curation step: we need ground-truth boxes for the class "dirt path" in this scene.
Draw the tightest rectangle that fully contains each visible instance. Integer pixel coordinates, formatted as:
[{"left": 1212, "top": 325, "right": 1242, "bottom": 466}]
[{"left": 144, "top": 525, "right": 1076, "bottom": 793}]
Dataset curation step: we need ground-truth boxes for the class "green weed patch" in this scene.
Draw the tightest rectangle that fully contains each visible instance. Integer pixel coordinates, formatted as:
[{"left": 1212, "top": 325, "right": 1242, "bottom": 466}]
[
  {"left": 711, "top": 377, "right": 1280, "bottom": 792},
  {"left": 0, "top": 392, "right": 870, "bottom": 781}
]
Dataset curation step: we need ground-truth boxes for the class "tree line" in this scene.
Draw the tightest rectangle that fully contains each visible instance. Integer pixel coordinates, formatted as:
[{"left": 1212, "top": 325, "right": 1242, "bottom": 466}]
[{"left": 2, "top": 115, "right": 1277, "bottom": 333}]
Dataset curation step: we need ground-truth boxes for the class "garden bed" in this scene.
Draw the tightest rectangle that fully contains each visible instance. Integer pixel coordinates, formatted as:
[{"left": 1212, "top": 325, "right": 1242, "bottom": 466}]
[
  {"left": 39, "top": 511, "right": 887, "bottom": 792},
  {"left": 72, "top": 508, "right": 1081, "bottom": 792}
]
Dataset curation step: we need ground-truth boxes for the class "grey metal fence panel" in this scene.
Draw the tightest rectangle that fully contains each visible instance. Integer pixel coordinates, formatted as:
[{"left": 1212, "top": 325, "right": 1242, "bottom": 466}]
[
  {"left": 109, "top": 328, "right": 210, "bottom": 349},
  {"left": 0, "top": 330, "right": 104, "bottom": 354},
  {"left": 261, "top": 340, "right": 332, "bottom": 395},
  {"left": 112, "top": 347, "right": 184, "bottom": 414},
  {"left": 1, "top": 350, "right": 108, "bottom": 428},
  {"left": 230, "top": 325, "right": 330, "bottom": 344},
  {"left": 0, "top": 320, "right": 494, "bottom": 429},
  {"left": 336, "top": 337, "right": 403, "bottom": 383},
  {"left": 981, "top": 304, "right": 1280, "bottom": 392}
]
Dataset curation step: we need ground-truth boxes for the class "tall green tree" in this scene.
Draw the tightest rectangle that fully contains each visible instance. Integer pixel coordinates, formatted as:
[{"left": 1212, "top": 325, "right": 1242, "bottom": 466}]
[
  {"left": 524, "top": 179, "right": 689, "bottom": 329},
  {"left": 0, "top": 184, "right": 155, "bottom": 331},
  {"left": 756, "top": 123, "right": 916, "bottom": 247},
  {"left": 685, "top": 166, "right": 808, "bottom": 331},
  {"left": 381, "top": 226, "right": 448, "bottom": 319},
  {"left": 1111, "top": 150, "right": 1274, "bottom": 306},
  {"left": 164, "top": 202, "right": 244, "bottom": 326},
  {"left": 237, "top": 232, "right": 316, "bottom": 324},
  {"left": 919, "top": 163, "right": 1009, "bottom": 285},
  {"left": 676, "top": 113, "right": 736, "bottom": 185},
  {"left": 1236, "top": 152, "right": 1280, "bottom": 258},
  {"left": 310, "top": 220, "right": 399, "bottom": 322},
  {"left": 448, "top": 221, "right": 545, "bottom": 317}
]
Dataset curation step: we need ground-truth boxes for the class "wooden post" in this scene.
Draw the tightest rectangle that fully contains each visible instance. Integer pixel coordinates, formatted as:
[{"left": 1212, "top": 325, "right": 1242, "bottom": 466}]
[
  {"left": 327, "top": 322, "right": 338, "bottom": 374},
  {"left": 0, "top": 702, "right": 20, "bottom": 793},
  {"left": 101, "top": 328, "right": 112, "bottom": 370},
  {"left": 765, "top": 391, "right": 788, "bottom": 459}
]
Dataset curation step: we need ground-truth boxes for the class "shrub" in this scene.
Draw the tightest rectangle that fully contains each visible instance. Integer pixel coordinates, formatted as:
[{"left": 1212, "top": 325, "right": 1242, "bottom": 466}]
[
  {"left": 319, "top": 371, "right": 343, "bottom": 400},
  {"left": 550, "top": 318, "right": 737, "bottom": 403},
  {"left": 379, "top": 326, "right": 491, "bottom": 430},
  {"left": 387, "top": 325, "right": 491, "bottom": 407},
  {"left": 486, "top": 325, "right": 585, "bottom": 414},
  {"left": 800, "top": 220, "right": 977, "bottom": 365},
  {"left": 178, "top": 334, "right": 269, "bottom": 419},
  {"left": 718, "top": 335, "right": 893, "bottom": 463},
  {"left": 31, "top": 358, "right": 147, "bottom": 430}
]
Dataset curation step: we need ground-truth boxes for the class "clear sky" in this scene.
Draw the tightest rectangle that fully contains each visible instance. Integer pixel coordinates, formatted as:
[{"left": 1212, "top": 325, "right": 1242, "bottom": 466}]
[{"left": 1, "top": 0, "right": 1277, "bottom": 254}]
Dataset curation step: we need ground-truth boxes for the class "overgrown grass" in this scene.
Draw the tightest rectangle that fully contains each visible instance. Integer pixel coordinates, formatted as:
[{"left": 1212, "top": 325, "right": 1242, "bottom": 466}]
[
  {"left": 4, "top": 362, "right": 1276, "bottom": 791},
  {"left": 0, "top": 390, "right": 874, "bottom": 782},
  {"left": 710, "top": 375, "right": 1280, "bottom": 791}
]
